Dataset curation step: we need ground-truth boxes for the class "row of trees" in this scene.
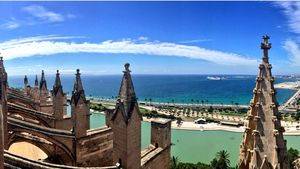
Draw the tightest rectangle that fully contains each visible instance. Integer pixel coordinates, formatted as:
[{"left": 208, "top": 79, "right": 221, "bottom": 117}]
[
  {"left": 144, "top": 98, "right": 242, "bottom": 107},
  {"left": 171, "top": 148, "right": 299, "bottom": 169},
  {"left": 171, "top": 150, "right": 232, "bottom": 169},
  {"left": 88, "top": 95, "right": 242, "bottom": 106}
]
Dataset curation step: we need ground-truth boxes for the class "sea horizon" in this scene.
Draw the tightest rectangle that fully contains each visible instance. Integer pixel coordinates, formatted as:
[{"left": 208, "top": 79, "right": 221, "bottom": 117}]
[{"left": 8, "top": 74, "right": 296, "bottom": 105}]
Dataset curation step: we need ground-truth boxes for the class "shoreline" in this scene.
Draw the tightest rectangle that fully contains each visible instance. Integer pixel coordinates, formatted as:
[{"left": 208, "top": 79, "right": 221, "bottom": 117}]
[
  {"left": 143, "top": 116, "right": 300, "bottom": 136},
  {"left": 274, "top": 81, "right": 300, "bottom": 90},
  {"left": 91, "top": 108, "right": 300, "bottom": 136}
]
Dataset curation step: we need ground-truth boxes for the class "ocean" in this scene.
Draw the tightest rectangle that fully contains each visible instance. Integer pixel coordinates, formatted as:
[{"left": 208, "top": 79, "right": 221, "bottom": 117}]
[{"left": 8, "top": 74, "right": 296, "bottom": 105}]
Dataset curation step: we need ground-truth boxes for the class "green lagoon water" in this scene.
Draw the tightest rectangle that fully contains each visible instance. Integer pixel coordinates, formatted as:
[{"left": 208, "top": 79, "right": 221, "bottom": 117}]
[{"left": 91, "top": 113, "right": 300, "bottom": 166}]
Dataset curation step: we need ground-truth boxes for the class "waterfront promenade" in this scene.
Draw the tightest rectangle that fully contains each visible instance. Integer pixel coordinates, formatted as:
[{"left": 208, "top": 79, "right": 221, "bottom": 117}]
[
  {"left": 87, "top": 96, "right": 300, "bottom": 135},
  {"left": 86, "top": 97, "right": 249, "bottom": 109},
  {"left": 279, "top": 88, "right": 300, "bottom": 112}
]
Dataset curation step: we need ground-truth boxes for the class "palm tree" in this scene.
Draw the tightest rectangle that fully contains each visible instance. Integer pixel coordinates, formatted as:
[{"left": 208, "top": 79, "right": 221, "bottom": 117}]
[
  {"left": 170, "top": 156, "right": 180, "bottom": 169},
  {"left": 211, "top": 150, "right": 230, "bottom": 169}
]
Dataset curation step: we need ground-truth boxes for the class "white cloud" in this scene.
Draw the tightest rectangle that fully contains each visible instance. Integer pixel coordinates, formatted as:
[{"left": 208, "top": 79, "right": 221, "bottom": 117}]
[
  {"left": 0, "top": 21, "right": 20, "bottom": 30},
  {"left": 283, "top": 39, "right": 300, "bottom": 66},
  {"left": 1, "top": 35, "right": 83, "bottom": 46},
  {"left": 0, "top": 35, "right": 258, "bottom": 66},
  {"left": 179, "top": 39, "right": 212, "bottom": 44},
  {"left": 138, "top": 36, "right": 148, "bottom": 41},
  {"left": 275, "top": 2, "right": 300, "bottom": 34},
  {"left": 22, "top": 5, "right": 69, "bottom": 23},
  {"left": 275, "top": 2, "right": 300, "bottom": 67}
]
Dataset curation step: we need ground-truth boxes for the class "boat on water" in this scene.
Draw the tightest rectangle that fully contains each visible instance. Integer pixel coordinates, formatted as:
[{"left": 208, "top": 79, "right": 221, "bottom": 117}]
[{"left": 207, "top": 76, "right": 226, "bottom": 80}]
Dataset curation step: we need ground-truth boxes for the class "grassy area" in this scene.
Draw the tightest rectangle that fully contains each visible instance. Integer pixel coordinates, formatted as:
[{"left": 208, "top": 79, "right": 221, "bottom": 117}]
[
  {"left": 90, "top": 101, "right": 177, "bottom": 120},
  {"left": 90, "top": 101, "right": 247, "bottom": 121},
  {"left": 90, "top": 102, "right": 108, "bottom": 112}
]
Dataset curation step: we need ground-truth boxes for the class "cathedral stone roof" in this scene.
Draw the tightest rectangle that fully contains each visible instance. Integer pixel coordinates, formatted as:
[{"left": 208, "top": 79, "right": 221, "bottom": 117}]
[{"left": 238, "top": 36, "right": 288, "bottom": 169}]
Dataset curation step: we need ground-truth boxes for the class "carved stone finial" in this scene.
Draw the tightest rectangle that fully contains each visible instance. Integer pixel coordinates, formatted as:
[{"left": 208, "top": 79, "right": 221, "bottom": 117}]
[
  {"left": 124, "top": 63, "right": 130, "bottom": 71},
  {"left": 262, "top": 35, "right": 270, "bottom": 45},
  {"left": 76, "top": 69, "right": 80, "bottom": 74}
]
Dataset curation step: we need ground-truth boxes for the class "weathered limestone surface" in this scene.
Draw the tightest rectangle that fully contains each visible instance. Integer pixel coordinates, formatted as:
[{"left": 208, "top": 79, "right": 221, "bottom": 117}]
[
  {"left": 109, "top": 63, "right": 171, "bottom": 169},
  {"left": 141, "top": 147, "right": 170, "bottom": 169},
  {"left": 0, "top": 57, "right": 6, "bottom": 169},
  {"left": 71, "top": 69, "right": 90, "bottom": 138},
  {"left": 238, "top": 36, "right": 289, "bottom": 169},
  {"left": 141, "top": 119, "right": 171, "bottom": 169},
  {"left": 76, "top": 127, "right": 114, "bottom": 167}
]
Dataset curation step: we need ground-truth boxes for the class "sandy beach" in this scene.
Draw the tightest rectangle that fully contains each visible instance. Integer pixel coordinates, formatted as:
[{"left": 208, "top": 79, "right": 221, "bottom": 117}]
[
  {"left": 274, "top": 81, "right": 300, "bottom": 90},
  {"left": 143, "top": 117, "right": 300, "bottom": 135}
]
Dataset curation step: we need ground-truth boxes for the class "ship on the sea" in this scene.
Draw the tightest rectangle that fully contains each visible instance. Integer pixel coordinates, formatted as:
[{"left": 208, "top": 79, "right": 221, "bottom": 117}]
[{"left": 206, "top": 76, "right": 226, "bottom": 80}]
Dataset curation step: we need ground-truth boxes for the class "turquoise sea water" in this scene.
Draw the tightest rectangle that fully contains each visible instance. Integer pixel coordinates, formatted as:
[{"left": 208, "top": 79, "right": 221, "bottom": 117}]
[
  {"left": 9, "top": 75, "right": 296, "bottom": 105},
  {"left": 9, "top": 75, "right": 299, "bottom": 165}
]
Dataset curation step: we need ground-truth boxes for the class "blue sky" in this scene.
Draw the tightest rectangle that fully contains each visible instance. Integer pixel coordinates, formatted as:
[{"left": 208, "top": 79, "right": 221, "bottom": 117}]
[{"left": 0, "top": 1, "right": 299, "bottom": 75}]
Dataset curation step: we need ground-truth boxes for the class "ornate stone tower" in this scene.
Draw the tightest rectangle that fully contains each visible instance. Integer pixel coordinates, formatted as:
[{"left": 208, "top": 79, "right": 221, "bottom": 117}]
[
  {"left": 0, "top": 57, "right": 8, "bottom": 150},
  {"left": 71, "top": 69, "right": 90, "bottom": 138},
  {"left": 238, "top": 36, "right": 288, "bottom": 169},
  {"left": 24, "top": 75, "right": 28, "bottom": 89},
  {"left": 23, "top": 75, "right": 30, "bottom": 96},
  {"left": 111, "top": 63, "right": 142, "bottom": 169},
  {"left": 0, "top": 57, "right": 7, "bottom": 168},
  {"left": 39, "top": 70, "right": 48, "bottom": 105},
  {"left": 32, "top": 75, "right": 39, "bottom": 102},
  {"left": 52, "top": 70, "right": 66, "bottom": 126},
  {"left": 35, "top": 75, "right": 38, "bottom": 87}
]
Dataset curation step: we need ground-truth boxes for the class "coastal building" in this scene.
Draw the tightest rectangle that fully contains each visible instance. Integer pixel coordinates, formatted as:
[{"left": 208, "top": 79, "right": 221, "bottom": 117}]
[
  {"left": 0, "top": 57, "right": 171, "bottom": 168},
  {"left": 238, "top": 36, "right": 289, "bottom": 169}
]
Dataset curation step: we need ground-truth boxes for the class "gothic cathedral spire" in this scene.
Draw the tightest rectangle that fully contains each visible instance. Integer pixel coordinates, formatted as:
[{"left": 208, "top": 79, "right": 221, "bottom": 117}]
[
  {"left": 52, "top": 70, "right": 65, "bottom": 122},
  {"left": 53, "top": 70, "right": 63, "bottom": 96},
  {"left": 238, "top": 36, "right": 288, "bottom": 169},
  {"left": 71, "top": 69, "right": 89, "bottom": 138},
  {"left": 111, "top": 63, "right": 142, "bottom": 169},
  {"left": 35, "top": 75, "right": 38, "bottom": 87},
  {"left": 39, "top": 70, "right": 47, "bottom": 90}
]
